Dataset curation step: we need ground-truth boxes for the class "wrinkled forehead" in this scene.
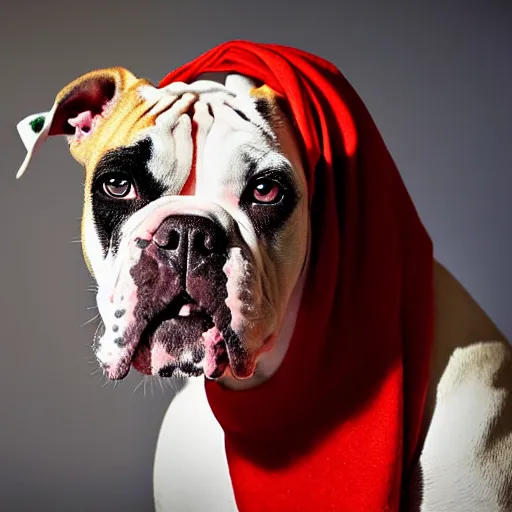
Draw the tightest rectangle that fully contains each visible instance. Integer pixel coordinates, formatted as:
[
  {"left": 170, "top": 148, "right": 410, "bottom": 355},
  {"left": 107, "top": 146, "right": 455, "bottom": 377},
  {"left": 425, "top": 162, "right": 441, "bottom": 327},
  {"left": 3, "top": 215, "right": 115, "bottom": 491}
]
[
  {"left": 87, "top": 73, "right": 304, "bottom": 202},
  {"left": 93, "top": 74, "right": 297, "bottom": 187}
]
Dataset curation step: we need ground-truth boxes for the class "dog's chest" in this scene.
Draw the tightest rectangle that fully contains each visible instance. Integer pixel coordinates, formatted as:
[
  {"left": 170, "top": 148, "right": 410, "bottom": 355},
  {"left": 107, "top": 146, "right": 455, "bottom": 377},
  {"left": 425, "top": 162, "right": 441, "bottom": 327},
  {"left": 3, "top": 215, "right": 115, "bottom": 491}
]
[{"left": 153, "top": 378, "right": 238, "bottom": 512}]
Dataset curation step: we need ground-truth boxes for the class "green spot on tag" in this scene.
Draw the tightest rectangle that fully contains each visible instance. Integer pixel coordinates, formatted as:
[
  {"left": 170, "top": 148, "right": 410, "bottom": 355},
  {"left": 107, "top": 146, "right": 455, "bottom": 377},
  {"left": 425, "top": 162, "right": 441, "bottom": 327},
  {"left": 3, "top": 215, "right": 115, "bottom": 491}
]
[{"left": 30, "top": 115, "right": 45, "bottom": 133}]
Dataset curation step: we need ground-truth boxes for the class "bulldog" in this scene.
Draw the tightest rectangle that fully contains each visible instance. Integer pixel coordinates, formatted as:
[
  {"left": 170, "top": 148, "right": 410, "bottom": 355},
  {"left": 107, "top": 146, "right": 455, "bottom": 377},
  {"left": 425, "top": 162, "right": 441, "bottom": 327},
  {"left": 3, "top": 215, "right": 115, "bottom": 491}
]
[
  {"left": 18, "top": 68, "right": 308, "bottom": 384},
  {"left": 16, "top": 52, "right": 512, "bottom": 511}
]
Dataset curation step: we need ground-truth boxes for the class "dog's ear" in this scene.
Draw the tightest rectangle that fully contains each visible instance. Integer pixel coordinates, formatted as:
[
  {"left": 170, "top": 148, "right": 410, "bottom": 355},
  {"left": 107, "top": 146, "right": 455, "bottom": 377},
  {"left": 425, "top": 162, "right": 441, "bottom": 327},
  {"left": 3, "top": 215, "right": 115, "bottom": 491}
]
[
  {"left": 249, "top": 83, "right": 291, "bottom": 132},
  {"left": 225, "top": 74, "right": 284, "bottom": 107},
  {"left": 224, "top": 74, "right": 290, "bottom": 132},
  {"left": 15, "top": 67, "right": 141, "bottom": 179},
  {"left": 225, "top": 74, "right": 260, "bottom": 95}
]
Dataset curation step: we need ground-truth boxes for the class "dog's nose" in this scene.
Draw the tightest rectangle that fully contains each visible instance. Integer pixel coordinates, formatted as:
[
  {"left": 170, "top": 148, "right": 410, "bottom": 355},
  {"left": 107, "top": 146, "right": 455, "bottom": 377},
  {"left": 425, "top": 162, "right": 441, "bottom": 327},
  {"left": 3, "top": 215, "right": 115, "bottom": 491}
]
[{"left": 152, "top": 215, "right": 228, "bottom": 273}]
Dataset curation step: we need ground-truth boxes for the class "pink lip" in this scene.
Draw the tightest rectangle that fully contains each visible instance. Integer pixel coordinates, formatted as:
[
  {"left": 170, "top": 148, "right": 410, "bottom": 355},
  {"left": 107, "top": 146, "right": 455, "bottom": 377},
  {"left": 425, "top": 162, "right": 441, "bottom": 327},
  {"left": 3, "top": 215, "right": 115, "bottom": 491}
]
[
  {"left": 131, "top": 342, "right": 152, "bottom": 375},
  {"left": 127, "top": 314, "right": 229, "bottom": 379},
  {"left": 128, "top": 330, "right": 273, "bottom": 381}
]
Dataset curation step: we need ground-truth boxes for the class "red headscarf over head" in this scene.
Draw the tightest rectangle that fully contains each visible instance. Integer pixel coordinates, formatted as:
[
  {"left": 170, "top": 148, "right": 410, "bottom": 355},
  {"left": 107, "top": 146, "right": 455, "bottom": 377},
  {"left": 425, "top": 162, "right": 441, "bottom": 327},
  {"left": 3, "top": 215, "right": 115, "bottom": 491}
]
[{"left": 160, "top": 41, "right": 434, "bottom": 512}]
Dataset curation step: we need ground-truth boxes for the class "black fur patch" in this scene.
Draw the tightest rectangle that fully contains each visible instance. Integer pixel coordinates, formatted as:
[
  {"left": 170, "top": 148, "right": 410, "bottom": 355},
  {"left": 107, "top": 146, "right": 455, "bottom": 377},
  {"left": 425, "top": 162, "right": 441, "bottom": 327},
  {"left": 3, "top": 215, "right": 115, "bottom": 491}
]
[
  {"left": 239, "top": 160, "right": 300, "bottom": 239},
  {"left": 254, "top": 98, "right": 274, "bottom": 125},
  {"left": 91, "top": 138, "right": 166, "bottom": 256}
]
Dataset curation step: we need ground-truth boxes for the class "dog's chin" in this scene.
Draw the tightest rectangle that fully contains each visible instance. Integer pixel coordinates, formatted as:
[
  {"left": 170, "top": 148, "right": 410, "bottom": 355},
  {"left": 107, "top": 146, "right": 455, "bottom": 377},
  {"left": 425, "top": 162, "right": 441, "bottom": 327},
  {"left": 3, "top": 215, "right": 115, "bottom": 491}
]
[
  {"left": 112, "top": 297, "right": 261, "bottom": 381},
  {"left": 130, "top": 309, "right": 230, "bottom": 379}
]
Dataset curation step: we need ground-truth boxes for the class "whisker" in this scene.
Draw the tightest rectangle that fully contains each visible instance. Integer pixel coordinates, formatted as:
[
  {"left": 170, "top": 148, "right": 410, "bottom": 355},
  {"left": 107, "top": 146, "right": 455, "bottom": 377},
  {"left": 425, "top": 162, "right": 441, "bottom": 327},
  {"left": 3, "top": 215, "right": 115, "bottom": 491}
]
[
  {"left": 93, "top": 320, "right": 104, "bottom": 339},
  {"left": 133, "top": 376, "right": 145, "bottom": 394},
  {"left": 167, "top": 377, "right": 187, "bottom": 394},
  {"left": 169, "top": 379, "right": 178, "bottom": 393},
  {"left": 91, "top": 372, "right": 105, "bottom": 385},
  {"left": 81, "top": 313, "right": 100, "bottom": 327},
  {"left": 90, "top": 320, "right": 105, "bottom": 352}
]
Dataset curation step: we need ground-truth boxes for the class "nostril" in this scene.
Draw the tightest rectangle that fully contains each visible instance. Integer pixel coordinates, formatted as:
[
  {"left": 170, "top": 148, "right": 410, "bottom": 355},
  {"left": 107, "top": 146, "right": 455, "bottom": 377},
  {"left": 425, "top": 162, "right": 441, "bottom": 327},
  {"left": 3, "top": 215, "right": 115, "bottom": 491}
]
[
  {"left": 167, "top": 230, "right": 180, "bottom": 251},
  {"left": 192, "top": 230, "right": 226, "bottom": 255},
  {"left": 154, "top": 228, "right": 181, "bottom": 250},
  {"left": 152, "top": 216, "right": 227, "bottom": 259},
  {"left": 192, "top": 232, "right": 211, "bottom": 255}
]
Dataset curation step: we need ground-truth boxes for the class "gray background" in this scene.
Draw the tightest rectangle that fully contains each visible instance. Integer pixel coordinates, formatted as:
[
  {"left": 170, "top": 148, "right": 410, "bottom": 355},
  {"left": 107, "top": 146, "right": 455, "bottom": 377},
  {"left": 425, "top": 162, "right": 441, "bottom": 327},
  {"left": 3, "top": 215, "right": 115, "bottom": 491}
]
[{"left": 1, "top": 1, "right": 511, "bottom": 511}]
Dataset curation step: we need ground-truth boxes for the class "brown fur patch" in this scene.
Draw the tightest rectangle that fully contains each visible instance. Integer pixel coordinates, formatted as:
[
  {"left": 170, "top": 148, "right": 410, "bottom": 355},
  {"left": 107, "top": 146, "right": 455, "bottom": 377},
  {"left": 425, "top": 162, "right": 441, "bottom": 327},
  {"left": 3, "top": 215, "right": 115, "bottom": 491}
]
[{"left": 51, "top": 68, "right": 158, "bottom": 275}]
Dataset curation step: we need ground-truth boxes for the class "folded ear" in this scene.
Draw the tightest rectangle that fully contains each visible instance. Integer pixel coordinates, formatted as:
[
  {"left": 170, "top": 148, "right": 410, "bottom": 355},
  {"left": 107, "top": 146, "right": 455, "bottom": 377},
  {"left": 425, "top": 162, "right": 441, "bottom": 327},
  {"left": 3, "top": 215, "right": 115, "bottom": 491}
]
[
  {"left": 248, "top": 83, "right": 290, "bottom": 131},
  {"left": 224, "top": 74, "right": 288, "bottom": 129},
  {"left": 15, "top": 67, "right": 140, "bottom": 179},
  {"left": 225, "top": 73, "right": 259, "bottom": 95}
]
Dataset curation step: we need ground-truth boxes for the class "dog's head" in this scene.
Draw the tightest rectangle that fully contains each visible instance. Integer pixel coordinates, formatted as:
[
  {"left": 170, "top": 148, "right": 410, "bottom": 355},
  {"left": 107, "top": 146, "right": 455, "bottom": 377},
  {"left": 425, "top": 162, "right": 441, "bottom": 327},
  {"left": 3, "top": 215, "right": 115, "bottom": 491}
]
[{"left": 16, "top": 68, "right": 310, "bottom": 385}]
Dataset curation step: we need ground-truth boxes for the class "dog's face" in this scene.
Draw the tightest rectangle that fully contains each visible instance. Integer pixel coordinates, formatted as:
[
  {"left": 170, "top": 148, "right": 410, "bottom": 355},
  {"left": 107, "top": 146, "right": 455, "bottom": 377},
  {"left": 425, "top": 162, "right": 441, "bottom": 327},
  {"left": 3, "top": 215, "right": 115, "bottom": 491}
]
[{"left": 17, "top": 68, "right": 309, "bottom": 384}]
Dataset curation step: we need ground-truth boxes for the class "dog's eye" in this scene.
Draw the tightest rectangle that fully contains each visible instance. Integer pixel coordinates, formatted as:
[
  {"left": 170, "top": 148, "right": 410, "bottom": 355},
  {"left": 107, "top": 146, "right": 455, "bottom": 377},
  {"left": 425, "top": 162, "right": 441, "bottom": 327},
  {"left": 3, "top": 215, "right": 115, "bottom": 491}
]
[
  {"left": 101, "top": 175, "right": 137, "bottom": 199},
  {"left": 251, "top": 179, "right": 283, "bottom": 204}
]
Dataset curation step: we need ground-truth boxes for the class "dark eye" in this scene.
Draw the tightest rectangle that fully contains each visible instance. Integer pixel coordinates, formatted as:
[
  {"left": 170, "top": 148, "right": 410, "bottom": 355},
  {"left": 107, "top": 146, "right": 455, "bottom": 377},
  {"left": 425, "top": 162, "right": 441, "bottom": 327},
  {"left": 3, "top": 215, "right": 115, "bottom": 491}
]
[
  {"left": 100, "top": 175, "right": 137, "bottom": 199},
  {"left": 251, "top": 178, "right": 284, "bottom": 204}
]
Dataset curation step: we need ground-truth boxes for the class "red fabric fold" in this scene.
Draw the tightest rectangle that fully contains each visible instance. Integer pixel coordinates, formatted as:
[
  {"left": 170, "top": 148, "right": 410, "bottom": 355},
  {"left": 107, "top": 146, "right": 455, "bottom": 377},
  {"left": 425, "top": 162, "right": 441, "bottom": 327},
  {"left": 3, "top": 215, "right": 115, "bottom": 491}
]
[{"left": 159, "top": 41, "right": 434, "bottom": 512}]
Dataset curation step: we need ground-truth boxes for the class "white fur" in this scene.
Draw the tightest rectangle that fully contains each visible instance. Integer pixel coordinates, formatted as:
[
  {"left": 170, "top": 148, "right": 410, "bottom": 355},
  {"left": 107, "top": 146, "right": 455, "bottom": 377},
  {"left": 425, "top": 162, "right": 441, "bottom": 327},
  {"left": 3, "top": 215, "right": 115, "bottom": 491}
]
[
  {"left": 419, "top": 341, "right": 512, "bottom": 511},
  {"left": 153, "top": 378, "right": 238, "bottom": 512}
]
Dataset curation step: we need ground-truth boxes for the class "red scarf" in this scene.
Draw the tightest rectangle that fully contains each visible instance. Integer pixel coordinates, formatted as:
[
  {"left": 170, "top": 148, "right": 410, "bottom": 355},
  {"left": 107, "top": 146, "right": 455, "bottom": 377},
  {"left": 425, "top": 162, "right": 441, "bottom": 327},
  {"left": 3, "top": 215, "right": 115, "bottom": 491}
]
[{"left": 160, "top": 41, "right": 434, "bottom": 512}]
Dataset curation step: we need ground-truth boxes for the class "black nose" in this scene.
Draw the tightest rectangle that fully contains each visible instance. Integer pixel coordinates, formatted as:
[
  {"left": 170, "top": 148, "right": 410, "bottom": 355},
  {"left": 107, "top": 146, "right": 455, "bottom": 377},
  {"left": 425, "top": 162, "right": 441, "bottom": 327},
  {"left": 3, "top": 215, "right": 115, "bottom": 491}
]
[{"left": 152, "top": 215, "right": 228, "bottom": 275}]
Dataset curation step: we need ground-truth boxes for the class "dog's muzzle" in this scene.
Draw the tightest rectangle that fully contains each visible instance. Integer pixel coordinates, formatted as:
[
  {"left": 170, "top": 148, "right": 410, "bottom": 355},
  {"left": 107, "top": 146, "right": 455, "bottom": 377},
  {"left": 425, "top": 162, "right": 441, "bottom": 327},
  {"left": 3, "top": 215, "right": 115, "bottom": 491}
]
[
  {"left": 94, "top": 205, "right": 260, "bottom": 381},
  {"left": 130, "top": 214, "right": 231, "bottom": 377}
]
